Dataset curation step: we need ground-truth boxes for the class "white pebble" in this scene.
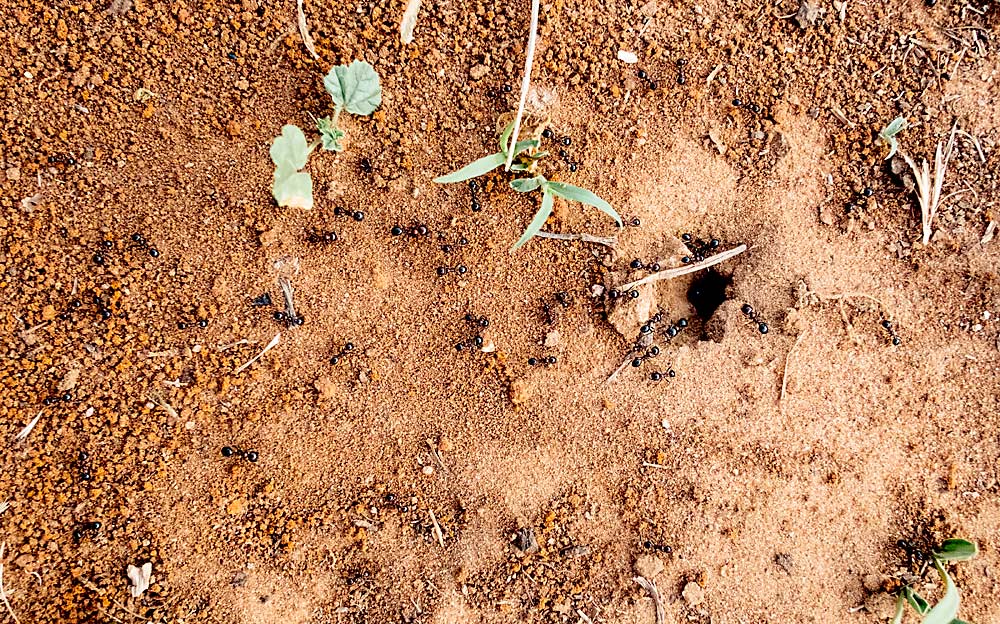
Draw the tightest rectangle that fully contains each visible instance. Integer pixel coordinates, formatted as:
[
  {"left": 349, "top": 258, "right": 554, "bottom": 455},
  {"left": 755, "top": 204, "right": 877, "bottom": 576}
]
[
  {"left": 422, "top": 465, "right": 434, "bottom": 475},
  {"left": 617, "top": 50, "right": 638, "bottom": 64}
]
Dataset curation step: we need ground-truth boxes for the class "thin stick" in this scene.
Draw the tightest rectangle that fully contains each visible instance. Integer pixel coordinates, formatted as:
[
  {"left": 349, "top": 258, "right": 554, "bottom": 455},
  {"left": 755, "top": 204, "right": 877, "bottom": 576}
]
[
  {"left": 705, "top": 63, "right": 723, "bottom": 87},
  {"left": 503, "top": 0, "right": 540, "bottom": 171},
  {"left": 633, "top": 576, "right": 665, "bottom": 624},
  {"left": 536, "top": 230, "right": 617, "bottom": 248},
  {"left": 296, "top": 0, "right": 318, "bottom": 60},
  {"left": 234, "top": 333, "right": 281, "bottom": 374},
  {"left": 641, "top": 462, "right": 670, "bottom": 470},
  {"left": 619, "top": 244, "right": 748, "bottom": 291},
  {"left": 0, "top": 543, "right": 20, "bottom": 624},
  {"left": 428, "top": 509, "right": 445, "bottom": 547}
]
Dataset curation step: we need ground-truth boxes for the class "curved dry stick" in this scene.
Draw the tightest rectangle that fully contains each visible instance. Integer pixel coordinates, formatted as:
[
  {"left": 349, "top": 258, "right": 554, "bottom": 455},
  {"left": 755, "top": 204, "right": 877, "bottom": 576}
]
[
  {"left": 618, "top": 244, "right": 748, "bottom": 291},
  {"left": 296, "top": 0, "right": 318, "bottom": 60},
  {"left": 503, "top": 0, "right": 540, "bottom": 171}
]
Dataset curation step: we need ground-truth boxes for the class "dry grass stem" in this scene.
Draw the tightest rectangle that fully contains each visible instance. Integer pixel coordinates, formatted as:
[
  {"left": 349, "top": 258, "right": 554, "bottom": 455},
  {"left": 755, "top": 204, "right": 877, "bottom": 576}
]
[
  {"left": 633, "top": 576, "right": 665, "bottom": 624},
  {"left": 296, "top": 0, "right": 318, "bottom": 60},
  {"left": 399, "top": 0, "right": 421, "bottom": 43},
  {"left": 641, "top": 462, "right": 670, "bottom": 470},
  {"left": 234, "top": 333, "right": 281, "bottom": 374},
  {"left": 428, "top": 509, "right": 445, "bottom": 547},
  {"left": 536, "top": 230, "right": 617, "bottom": 248},
  {"left": 503, "top": 0, "right": 540, "bottom": 171},
  {"left": 620, "top": 244, "right": 748, "bottom": 291},
  {"left": 13, "top": 411, "right": 42, "bottom": 443},
  {"left": 0, "top": 543, "right": 19, "bottom": 624},
  {"left": 902, "top": 125, "right": 956, "bottom": 244}
]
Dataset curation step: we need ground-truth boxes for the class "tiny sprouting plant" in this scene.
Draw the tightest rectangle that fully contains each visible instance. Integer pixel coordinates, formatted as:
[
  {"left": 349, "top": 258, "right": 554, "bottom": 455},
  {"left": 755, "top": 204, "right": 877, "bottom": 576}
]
[
  {"left": 271, "top": 60, "right": 382, "bottom": 210},
  {"left": 879, "top": 116, "right": 907, "bottom": 160},
  {"left": 434, "top": 123, "right": 621, "bottom": 251},
  {"left": 892, "top": 538, "right": 978, "bottom": 624}
]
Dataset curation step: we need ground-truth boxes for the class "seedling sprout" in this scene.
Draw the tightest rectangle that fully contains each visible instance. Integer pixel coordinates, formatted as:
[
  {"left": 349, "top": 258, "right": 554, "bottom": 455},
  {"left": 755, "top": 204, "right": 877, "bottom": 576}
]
[
  {"left": 434, "top": 122, "right": 621, "bottom": 251},
  {"left": 891, "top": 538, "right": 977, "bottom": 624},
  {"left": 271, "top": 61, "right": 382, "bottom": 210}
]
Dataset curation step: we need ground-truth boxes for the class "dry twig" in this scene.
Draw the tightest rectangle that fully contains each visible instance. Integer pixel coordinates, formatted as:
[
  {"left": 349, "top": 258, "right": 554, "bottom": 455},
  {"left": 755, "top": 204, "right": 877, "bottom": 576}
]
[
  {"left": 901, "top": 124, "right": 956, "bottom": 245},
  {"left": 296, "top": 0, "right": 318, "bottom": 60},
  {"left": 234, "top": 333, "right": 281, "bottom": 374},
  {"left": 780, "top": 333, "right": 806, "bottom": 413},
  {"left": 503, "top": 0, "right": 540, "bottom": 171},
  {"left": 633, "top": 576, "right": 665, "bottom": 624},
  {"left": 428, "top": 509, "right": 445, "bottom": 547},
  {"left": 619, "top": 244, "right": 748, "bottom": 291},
  {"left": 13, "top": 411, "right": 42, "bottom": 444}
]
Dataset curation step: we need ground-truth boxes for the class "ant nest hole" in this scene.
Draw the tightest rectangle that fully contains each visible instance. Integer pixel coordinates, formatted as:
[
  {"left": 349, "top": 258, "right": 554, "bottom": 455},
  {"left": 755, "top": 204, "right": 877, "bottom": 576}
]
[{"left": 690, "top": 269, "right": 737, "bottom": 343}]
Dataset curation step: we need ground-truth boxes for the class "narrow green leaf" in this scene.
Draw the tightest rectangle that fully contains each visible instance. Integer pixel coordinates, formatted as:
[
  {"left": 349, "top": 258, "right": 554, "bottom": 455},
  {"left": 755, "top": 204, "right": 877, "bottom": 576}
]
[
  {"left": 903, "top": 587, "right": 930, "bottom": 615},
  {"left": 933, "top": 540, "right": 978, "bottom": 563},
  {"left": 433, "top": 152, "right": 506, "bottom": 184},
  {"left": 270, "top": 125, "right": 310, "bottom": 170},
  {"left": 510, "top": 176, "right": 543, "bottom": 193},
  {"left": 498, "top": 121, "right": 515, "bottom": 155},
  {"left": 545, "top": 181, "right": 622, "bottom": 227},
  {"left": 891, "top": 594, "right": 905, "bottom": 624},
  {"left": 272, "top": 169, "right": 313, "bottom": 210},
  {"left": 323, "top": 60, "right": 382, "bottom": 116},
  {"left": 511, "top": 188, "right": 554, "bottom": 252},
  {"left": 923, "top": 558, "right": 960, "bottom": 624}
]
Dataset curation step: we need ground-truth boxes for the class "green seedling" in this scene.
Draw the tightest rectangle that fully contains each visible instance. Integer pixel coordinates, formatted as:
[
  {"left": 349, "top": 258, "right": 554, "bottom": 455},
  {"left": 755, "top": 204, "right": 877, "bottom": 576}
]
[
  {"left": 879, "top": 116, "right": 907, "bottom": 160},
  {"left": 434, "top": 122, "right": 621, "bottom": 251},
  {"left": 891, "top": 538, "right": 978, "bottom": 624},
  {"left": 271, "top": 60, "right": 382, "bottom": 210}
]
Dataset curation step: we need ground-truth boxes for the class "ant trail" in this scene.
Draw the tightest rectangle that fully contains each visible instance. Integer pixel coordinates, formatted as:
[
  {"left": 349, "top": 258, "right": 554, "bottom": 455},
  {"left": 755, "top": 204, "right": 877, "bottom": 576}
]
[{"left": 619, "top": 244, "right": 748, "bottom": 291}]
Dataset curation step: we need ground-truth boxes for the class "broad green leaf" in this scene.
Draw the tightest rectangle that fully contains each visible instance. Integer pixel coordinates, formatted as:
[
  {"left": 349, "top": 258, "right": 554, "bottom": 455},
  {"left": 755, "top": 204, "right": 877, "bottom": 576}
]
[
  {"left": 434, "top": 152, "right": 506, "bottom": 184},
  {"left": 950, "top": 619, "right": 970, "bottom": 624},
  {"left": 323, "top": 60, "right": 382, "bottom": 116},
  {"left": 933, "top": 539, "right": 978, "bottom": 563},
  {"left": 903, "top": 587, "right": 930, "bottom": 615},
  {"left": 273, "top": 169, "right": 313, "bottom": 210},
  {"left": 545, "top": 181, "right": 622, "bottom": 227},
  {"left": 891, "top": 594, "right": 905, "bottom": 624},
  {"left": 511, "top": 188, "right": 554, "bottom": 252},
  {"left": 316, "top": 116, "right": 345, "bottom": 152},
  {"left": 924, "top": 558, "right": 959, "bottom": 624},
  {"left": 270, "top": 125, "right": 310, "bottom": 170},
  {"left": 510, "top": 176, "right": 544, "bottom": 193}
]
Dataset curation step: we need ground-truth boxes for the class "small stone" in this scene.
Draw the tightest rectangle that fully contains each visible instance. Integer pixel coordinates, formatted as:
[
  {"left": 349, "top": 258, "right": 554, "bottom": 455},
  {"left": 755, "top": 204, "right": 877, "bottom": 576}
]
[
  {"left": 617, "top": 50, "right": 639, "bottom": 64},
  {"left": 41, "top": 305, "right": 57, "bottom": 321},
  {"left": 235, "top": 78, "right": 250, "bottom": 91},
  {"left": 5, "top": 167, "right": 21, "bottom": 182},
  {"left": 682, "top": 581, "right": 705, "bottom": 606},
  {"left": 437, "top": 436, "right": 454, "bottom": 452},
  {"left": 226, "top": 499, "right": 247, "bottom": 515},
  {"left": 469, "top": 64, "right": 489, "bottom": 80},
  {"left": 421, "top": 465, "right": 434, "bottom": 475},
  {"left": 314, "top": 376, "right": 340, "bottom": 400},
  {"left": 58, "top": 368, "right": 81, "bottom": 392},
  {"left": 544, "top": 330, "right": 561, "bottom": 347},
  {"left": 634, "top": 554, "right": 664, "bottom": 579}
]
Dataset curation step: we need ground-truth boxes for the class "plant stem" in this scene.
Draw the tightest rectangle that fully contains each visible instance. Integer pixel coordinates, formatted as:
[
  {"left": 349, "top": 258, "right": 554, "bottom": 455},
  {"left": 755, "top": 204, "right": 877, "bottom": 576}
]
[
  {"left": 331, "top": 106, "right": 342, "bottom": 130},
  {"left": 504, "top": 0, "right": 540, "bottom": 172}
]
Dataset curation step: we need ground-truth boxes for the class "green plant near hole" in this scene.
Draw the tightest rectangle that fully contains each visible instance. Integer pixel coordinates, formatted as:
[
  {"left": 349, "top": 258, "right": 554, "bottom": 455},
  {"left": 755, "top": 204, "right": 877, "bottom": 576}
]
[
  {"left": 891, "top": 538, "right": 978, "bottom": 624},
  {"left": 433, "top": 122, "right": 621, "bottom": 252},
  {"left": 271, "top": 60, "right": 382, "bottom": 210}
]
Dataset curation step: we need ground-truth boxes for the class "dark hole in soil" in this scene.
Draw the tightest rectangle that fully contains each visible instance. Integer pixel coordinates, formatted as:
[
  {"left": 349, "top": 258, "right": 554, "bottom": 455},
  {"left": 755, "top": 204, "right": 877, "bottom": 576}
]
[{"left": 687, "top": 269, "right": 732, "bottom": 319}]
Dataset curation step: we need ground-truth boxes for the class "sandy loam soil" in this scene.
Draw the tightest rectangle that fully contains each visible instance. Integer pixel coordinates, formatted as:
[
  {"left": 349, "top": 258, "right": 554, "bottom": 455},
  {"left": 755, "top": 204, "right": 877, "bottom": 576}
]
[{"left": 2, "top": 0, "right": 1000, "bottom": 622}]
